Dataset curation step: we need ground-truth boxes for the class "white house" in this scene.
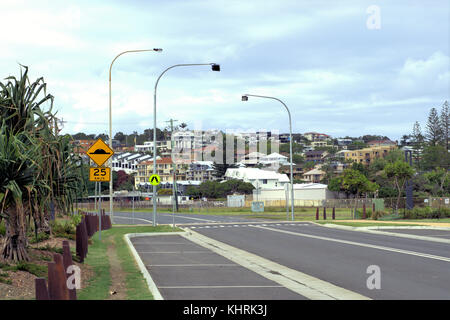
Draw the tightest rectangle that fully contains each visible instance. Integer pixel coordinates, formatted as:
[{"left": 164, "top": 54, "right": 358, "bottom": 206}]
[
  {"left": 259, "top": 152, "right": 290, "bottom": 166},
  {"left": 224, "top": 167, "right": 290, "bottom": 189}
]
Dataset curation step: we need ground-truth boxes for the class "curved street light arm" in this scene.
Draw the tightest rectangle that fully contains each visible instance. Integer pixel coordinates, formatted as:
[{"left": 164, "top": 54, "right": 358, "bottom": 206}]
[{"left": 241, "top": 94, "right": 295, "bottom": 221}]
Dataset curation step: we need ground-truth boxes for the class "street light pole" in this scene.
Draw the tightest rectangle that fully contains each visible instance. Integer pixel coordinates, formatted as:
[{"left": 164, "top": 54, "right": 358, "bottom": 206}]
[
  {"left": 108, "top": 48, "right": 162, "bottom": 225},
  {"left": 241, "top": 94, "right": 295, "bottom": 221},
  {"left": 153, "top": 63, "right": 220, "bottom": 226}
]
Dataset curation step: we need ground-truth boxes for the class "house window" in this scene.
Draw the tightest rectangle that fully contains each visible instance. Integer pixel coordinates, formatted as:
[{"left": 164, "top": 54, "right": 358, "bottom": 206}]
[{"left": 262, "top": 179, "right": 267, "bottom": 184}]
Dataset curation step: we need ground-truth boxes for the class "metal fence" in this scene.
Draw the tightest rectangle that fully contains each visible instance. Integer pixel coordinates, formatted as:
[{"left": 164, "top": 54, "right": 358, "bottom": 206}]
[{"left": 76, "top": 196, "right": 449, "bottom": 211}]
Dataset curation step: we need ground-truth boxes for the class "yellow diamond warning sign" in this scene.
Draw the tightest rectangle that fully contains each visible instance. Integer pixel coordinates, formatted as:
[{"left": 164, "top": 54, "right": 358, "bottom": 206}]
[{"left": 87, "top": 138, "right": 114, "bottom": 167}]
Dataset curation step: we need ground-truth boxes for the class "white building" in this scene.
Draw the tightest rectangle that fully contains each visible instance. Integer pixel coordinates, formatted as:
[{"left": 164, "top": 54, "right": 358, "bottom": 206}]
[
  {"left": 259, "top": 152, "right": 290, "bottom": 166},
  {"left": 256, "top": 183, "right": 334, "bottom": 201},
  {"left": 224, "top": 167, "right": 290, "bottom": 189},
  {"left": 112, "top": 153, "right": 157, "bottom": 174}
]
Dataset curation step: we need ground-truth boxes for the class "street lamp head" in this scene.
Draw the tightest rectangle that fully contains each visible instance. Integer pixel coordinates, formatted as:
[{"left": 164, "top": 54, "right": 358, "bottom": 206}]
[
  {"left": 153, "top": 48, "right": 163, "bottom": 52},
  {"left": 211, "top": 63, "right": 220, "bottom": 71},
  {"left": 241, "top": 95, "right": 248, "bottom": 101}
]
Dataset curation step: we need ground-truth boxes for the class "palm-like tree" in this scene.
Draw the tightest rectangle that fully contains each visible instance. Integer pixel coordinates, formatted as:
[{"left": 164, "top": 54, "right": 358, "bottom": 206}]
[{"left": 0, "top": 66, "right": 83, "bottom": 261}]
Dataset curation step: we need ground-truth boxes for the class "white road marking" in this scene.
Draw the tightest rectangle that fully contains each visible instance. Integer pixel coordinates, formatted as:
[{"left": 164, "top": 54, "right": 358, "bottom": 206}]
[
  {"left": 158, "top": 285, "right": 283, "bottom": 289},
  {"left": 158, "top": 213, "right": 216, "bottom": 223},
  {"left": 253, "top": 225, "right": 450, "bottom": 263},
  {"left": 113, "top": 216, "right": 153, "bottom": 224},
  {"left": 139, "top": 251, "right": 209, "bottom": 254},
  {"left": 183, "top": 229, "right": 370, "bottom": 300},
  {"left": 148, "top": 264, "right": 238, "bottom": 267}
]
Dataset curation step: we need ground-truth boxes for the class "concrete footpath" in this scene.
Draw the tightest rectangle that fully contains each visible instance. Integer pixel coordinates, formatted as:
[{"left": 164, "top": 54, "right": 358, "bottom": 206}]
[{"left": 338, "top": 219, "right": 450, "bottom": 228}]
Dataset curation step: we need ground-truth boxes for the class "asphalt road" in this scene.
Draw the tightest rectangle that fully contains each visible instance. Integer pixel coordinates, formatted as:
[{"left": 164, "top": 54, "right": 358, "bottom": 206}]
[
  {"left": 185, "top": 222, "right": 450, "bottom": 299},
  {"left": 116, "top": 211, "right": 450, "bottom": 299}
]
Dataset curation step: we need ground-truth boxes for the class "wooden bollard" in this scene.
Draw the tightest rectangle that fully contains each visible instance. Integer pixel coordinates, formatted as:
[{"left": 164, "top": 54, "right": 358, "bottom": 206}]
[
  {"left": 35, "top": 278, "right": 50, "bottom": 300},
  {"left": 47, "top": 256, "right": 69, "bottom": 300},
  {"left": 332, "top": 207, "right": 335, "bottom": 220},
  {"left": 81, "top": 220, "right": 88, "bottom": 258},
  {"left": 75, "top": 224, "right": 84, "bottom": 263},
  {"left": 62, "top": 241, "right": 77, "bottom": 300},
  {"left": 83, "top": 216, "right": 90, "bottom": 237},
  {"left": 316, "top": 207, "right": 319, "bottom": 220},
  {"left": 323, "top": 207, "right": 327, "bottom": 220}
]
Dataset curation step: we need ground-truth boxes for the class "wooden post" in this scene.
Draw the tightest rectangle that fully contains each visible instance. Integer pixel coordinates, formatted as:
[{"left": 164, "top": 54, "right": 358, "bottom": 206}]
[
  {"left": 35, "top": 278, "right": 50, "bottom": 300},
  {"left": 332, "top": 207, "right": 335, "bottom": 220},
  {"left": 323, "top": 207, "right": 326, "bottom": 220},
  {"left": 316, "top": 207, "right": 319, "bottom": 220}
]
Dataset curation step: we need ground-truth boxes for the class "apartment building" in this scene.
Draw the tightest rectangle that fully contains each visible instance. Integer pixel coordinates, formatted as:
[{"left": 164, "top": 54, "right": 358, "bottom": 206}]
[
  {"left": 135, "top": 157, "right": 188, "bottom": 188},
  {"left": 186, "top": 161, "right": 215, "bottom": 182},
  {"left": 343, "top": 145, "right": 397, "bottom": 165}
]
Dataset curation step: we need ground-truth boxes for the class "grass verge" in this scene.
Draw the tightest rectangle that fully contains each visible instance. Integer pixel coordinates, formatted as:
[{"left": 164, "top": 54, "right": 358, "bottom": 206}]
[{"left": 78, "top": 225, "right": 182, "bottom": 300}]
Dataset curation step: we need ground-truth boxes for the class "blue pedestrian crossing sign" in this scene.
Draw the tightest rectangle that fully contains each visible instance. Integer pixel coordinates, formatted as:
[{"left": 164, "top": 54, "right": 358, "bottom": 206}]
[{"left": 149, "top": 174, "right": 161, "bottom": 186}]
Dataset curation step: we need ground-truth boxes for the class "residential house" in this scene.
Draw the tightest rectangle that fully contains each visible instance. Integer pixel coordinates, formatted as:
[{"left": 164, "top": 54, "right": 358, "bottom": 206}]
[
  {"left": 71, "top": 139, "right": 96, "bottom": 155},
  {"left": 279, "top": 164, "right": 304, "bottom": 180},
  {"left": 224, "top": 167, "right": 290, "bottom": 189},
  {"left": 305, "top": 150, "right": 329, "bottom": 164},
  {"left": 112, "top": 153, "right": 154, "bottom": 174},
  {"left": 302, "top": 167, "right": 326, "bottom": 183},
  {"left": 304, "top": 132, "right": 332, "bottom": 142},
  {"left": 367, "top": 139, "right": 397, "bottom": 147}
]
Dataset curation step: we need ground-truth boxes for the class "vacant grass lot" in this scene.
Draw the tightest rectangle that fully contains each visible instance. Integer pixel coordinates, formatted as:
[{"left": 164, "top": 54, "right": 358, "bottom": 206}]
[
  {"left": 117, "top": 207, "right": 354, "bottom": 221},
  {"left": 78, "top": 225, "right": 182, "bottom": 300}
]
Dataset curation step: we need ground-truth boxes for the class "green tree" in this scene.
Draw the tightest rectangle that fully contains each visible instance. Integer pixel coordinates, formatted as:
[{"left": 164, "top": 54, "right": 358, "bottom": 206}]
[
  {"left": 0, "top": 66, "right": 83, "bottom": 261},
  {"left": 384, "top": 160, "right": 415, "bottom": 214},
  {"left": 440, "top": 101, "right": 449, "bottom": 151},
  {"left": 421, "top": 145, "right": 450, "bottom": 171},
  {"left": 341, "top": 169, "right": 378, "bottom": 199},
  {"left": 426, "top": 107, "right": 443, "bottom": 146},
  {"left": 411, "top": 121, "right": 425, "bottom": 168}
]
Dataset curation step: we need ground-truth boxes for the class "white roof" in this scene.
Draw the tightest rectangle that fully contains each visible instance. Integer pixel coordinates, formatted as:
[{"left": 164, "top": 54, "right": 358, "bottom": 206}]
[
  {"left": 264, "top": 152, "right": 287, "bottom": 159},
  {"left": 259, "top": 183, "right": 328, "bottom": 191},
  {"left": 225, "top": 167, "right": 289, "bottom": 182}
]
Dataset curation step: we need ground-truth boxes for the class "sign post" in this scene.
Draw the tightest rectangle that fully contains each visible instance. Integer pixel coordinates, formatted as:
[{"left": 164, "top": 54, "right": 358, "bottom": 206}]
[
  {"left": 86, "top": 138, "right": 114, "bottom": 240},
  {"left": 149, "top": 174, "right": 161, "bottom": 226}
]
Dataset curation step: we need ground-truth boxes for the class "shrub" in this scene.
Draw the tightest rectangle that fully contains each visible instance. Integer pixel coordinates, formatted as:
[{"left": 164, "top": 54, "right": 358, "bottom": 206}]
[
  {"left": 28, "top": 232, "right": 50, "bottom": 244},
  {"left": 404, "top": 207, "right": 450, "bottom": 219},
  {"left": 0, "top": 220, "right": 5, "bottom": 236},
  {"left": 50, "top": 219, "right": 76, "bottom": 239}
]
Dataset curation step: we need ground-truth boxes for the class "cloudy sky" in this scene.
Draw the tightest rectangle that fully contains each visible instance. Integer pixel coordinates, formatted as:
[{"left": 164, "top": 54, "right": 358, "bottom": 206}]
[{"left": 1, "top": 0, "right": 448, "bottom": 141}]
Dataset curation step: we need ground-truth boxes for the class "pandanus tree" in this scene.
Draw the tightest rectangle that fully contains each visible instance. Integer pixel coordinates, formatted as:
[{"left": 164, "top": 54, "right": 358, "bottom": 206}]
[{"left": 0, "top": 66, "right": 83, "bottom": 261}]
